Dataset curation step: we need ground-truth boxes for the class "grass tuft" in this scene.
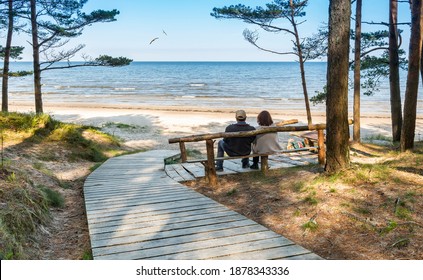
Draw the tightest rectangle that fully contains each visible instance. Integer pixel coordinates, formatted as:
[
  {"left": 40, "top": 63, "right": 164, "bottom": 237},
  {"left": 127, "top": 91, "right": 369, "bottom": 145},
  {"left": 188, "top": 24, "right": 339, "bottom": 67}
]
[{"left": 38, "top": 185, "right": 65, "bottom": 208}]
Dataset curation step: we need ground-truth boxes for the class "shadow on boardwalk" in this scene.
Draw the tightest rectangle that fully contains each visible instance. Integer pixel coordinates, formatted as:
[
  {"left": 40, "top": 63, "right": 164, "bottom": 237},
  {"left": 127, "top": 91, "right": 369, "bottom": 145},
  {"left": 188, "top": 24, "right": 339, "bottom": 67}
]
[{"left": 83, "top": 150, "right": 322, "bottom": 260}]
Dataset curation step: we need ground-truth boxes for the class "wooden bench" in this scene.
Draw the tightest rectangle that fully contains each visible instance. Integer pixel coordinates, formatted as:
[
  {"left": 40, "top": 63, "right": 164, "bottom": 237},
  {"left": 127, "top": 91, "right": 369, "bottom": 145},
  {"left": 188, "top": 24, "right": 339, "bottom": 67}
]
[
  {"left": 185, "top": 147, "right": 317, "bottom": 172},
  {"left": 168, "top": 121, "right": 340, "bottom": 187}
]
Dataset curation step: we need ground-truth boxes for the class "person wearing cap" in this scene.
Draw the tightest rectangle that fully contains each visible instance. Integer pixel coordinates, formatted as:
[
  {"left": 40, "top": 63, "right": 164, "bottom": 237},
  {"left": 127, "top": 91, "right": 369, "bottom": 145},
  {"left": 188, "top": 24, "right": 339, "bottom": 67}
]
[{"left": 216, "top": 110, "right": 256, "bottom": 171}]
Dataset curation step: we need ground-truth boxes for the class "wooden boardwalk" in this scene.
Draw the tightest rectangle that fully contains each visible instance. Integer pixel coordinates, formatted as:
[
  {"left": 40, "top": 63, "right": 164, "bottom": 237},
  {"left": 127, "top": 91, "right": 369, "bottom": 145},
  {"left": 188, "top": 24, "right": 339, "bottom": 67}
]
[
  {"left": 165, "top": 150, "right": 318, "bottom": 182},
  {"left": 84, "top": 150, "right": 322, "bottom": 260}
]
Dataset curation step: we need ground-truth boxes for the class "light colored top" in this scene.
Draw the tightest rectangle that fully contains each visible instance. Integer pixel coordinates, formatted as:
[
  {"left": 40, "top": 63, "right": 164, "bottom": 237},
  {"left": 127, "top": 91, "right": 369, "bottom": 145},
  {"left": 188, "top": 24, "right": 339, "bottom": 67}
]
[{"left": 252, "top": 125, "right": 282, "bottom": 154}]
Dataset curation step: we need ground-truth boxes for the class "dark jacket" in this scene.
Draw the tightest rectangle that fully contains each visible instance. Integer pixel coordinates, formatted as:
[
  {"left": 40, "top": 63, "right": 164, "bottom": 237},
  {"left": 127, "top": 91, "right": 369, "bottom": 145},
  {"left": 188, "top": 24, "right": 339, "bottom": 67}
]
[{"left": 223, "top": 121, "right": 256, "bottom": 156}]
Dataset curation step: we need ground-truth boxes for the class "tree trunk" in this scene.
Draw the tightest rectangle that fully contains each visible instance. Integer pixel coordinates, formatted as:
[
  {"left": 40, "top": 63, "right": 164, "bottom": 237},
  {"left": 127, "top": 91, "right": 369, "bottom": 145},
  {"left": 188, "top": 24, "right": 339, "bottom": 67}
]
[
  {"left": 353, "top": 0, "right": 362, "bottom": 142},
  {"left": 290, "top": 0, "right": 312, "bottom": 126},
  {"left": 296, "top": 31, "right": 313, "bottom": 126},
  {"left": 325, "top": 0, "right": 351, "bottom": 172},
  {"left": 389, "top": 0, "right": 403, "bottom": 142},
  {"left": 401, "top": 0, "right": 423, "bottom": 151},
  {"left": 30, "top": 0, "right": 43, "bottom": 114},
  {"left": 2, "top": 0, "right": 14, "bottom": 113}
]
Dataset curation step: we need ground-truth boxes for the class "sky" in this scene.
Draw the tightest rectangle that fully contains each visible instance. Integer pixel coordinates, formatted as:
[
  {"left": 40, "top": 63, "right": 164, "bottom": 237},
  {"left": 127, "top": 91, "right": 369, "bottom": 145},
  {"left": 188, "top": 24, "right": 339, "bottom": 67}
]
[{"left": 11, "top": 0, "right": 413, "bottom": 62}]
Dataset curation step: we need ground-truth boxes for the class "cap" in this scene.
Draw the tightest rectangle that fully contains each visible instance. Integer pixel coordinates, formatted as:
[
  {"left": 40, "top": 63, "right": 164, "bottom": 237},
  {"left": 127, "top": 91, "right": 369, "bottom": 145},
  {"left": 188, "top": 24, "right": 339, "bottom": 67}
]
[{"left": 235, "top": 110, "right": 246, "bottom": 120}]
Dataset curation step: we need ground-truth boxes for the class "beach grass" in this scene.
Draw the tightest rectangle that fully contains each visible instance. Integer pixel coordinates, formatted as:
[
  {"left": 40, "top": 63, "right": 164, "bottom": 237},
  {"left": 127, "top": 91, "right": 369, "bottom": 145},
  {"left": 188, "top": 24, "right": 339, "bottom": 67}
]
[
  {"left": 0, "top": 112, "right": 127, "bottom": 259},
  {"left": 185, "top": 141, "right": 423, "bottom": 259}
]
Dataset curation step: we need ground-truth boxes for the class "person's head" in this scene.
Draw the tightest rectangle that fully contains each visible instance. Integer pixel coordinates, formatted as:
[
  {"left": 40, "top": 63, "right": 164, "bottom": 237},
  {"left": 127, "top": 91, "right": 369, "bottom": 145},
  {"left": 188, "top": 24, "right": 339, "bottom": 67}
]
[
  {"left": 257, "top": 110, "right": 273, "bottom": 126},
  {"left": 235, "top": 110, "right": 247, "bottom": 121}
]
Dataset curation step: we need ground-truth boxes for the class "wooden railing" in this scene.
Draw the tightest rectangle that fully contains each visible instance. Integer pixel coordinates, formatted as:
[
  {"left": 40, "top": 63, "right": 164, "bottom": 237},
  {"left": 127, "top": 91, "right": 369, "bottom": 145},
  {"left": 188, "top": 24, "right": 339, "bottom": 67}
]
[{"left": 168, "top": 120, "right": 356, "bottom": 187}]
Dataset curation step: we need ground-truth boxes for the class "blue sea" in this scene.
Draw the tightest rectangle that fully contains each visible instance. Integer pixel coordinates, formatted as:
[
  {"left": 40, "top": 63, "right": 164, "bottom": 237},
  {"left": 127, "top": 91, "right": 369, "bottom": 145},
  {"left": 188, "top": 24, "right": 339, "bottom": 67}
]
[{"left": 6, "top": 61, "right": 421, "bottom": 114}]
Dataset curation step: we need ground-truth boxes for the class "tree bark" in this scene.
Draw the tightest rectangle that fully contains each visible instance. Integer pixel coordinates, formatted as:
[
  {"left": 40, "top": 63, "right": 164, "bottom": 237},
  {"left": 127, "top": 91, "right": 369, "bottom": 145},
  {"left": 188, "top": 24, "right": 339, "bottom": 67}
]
[
  {"left": 30, "top": 0, "right": 43, "bottom": 114},
  {"left": 2, "top": 0, "right": 14, "bottom": 113},
  {"left": 401, "top": 0, "right": 423, "bottom": 151},
  {"left": 325, "top": 0, "right": 351, "bottom": 172},
  {"left": 290, "top": 0, "right": 313, "bottom": 126},
  {"left": 389, "top": 0, "right": 403, "bottom": 142},
  {"left": 353, "top": 0, "right": 362, "bottom": 142}
]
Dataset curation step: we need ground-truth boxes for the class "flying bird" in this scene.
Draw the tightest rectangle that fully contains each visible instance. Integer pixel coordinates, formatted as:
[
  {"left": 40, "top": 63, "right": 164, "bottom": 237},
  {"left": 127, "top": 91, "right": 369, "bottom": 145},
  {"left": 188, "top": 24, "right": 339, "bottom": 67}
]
[
  {"left": 149, "top": 37, "right": 159, "bottom": 45},
  {"left": 162, "top": 30, "right": 167, "bottom": 36}
]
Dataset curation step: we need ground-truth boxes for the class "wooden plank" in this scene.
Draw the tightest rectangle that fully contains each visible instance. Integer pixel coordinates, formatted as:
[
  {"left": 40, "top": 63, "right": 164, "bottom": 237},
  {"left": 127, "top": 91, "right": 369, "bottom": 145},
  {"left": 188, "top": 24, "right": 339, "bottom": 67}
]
[
  {"left": 89, "top": 208, "right": 233, "bottom": 231},
  {"left": 283, "top": 253, "right": 324, "bottom": 260},
  {"left": 85, "top": 192, "right": 203, "bottom": 211},
  {"left": 86, "top": 196, "right": 214, "bottom": 217},
  {"left": 223, "top": 159, "right": 254, "bottom": 173},
  {"left": 84, "top": 181, "right": 182, "bottom": 192},
  {"left": 90, "top": 214, "right": 246, "bottom": 242},
  {"left": 86, "top": 193, "right": 208, "bottom": 212},
  {"left": 145, "top": 237, "right": 297, "bottom": 260},
  {"left": 91, "top": 219, "right": 257, "bottom": 248},
  {"left": 84, "top": 149, "right": 322, "bottom": 260},
  {"left": 88, "top": 202, "right": 224, "bottom": 226},
  {"left": 97, "top": 230, "right": 286, "bottom": 260},
  {"left": 267, "top": 160, "right": 295, "bottom": 170},
  {"left": 86, "top": 198, "right": 219, "bottom": 220},
  {"left": 89, "top": 210, "right": 238, "bottom": 234},
  {"left": 93, "top": 224, "right": 269, "bottom": 257},
  {"left": 86, "top": 187, "right": 200, "bottom": 203},
  {"left": 181, "top": 162, "right": 205, "bottom": 178},
  {"left": 171, "top": 164, "right": 196, "bottom": 181},
  {"left": 164, "top": 165, "right": 184, "bottom": 181},
  {"left": 211, "top": 244, "right": 313, "bottom": 260},
  {"left": 84, "top": 186, "right": 190, "bottom": 202}
]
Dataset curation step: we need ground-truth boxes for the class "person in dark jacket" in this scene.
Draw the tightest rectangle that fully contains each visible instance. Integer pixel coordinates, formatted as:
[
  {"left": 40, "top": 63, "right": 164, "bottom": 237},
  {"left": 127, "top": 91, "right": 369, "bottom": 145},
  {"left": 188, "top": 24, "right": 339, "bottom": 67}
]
[{"left": 216, "top": 110, "right": 255, "bottom": 171}]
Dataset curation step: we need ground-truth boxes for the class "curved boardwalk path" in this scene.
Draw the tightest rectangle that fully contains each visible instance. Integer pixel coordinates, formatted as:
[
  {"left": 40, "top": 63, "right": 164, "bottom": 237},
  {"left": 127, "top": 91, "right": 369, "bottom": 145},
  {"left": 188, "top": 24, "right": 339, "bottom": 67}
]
[{"left": 84, "top": 150, "right": 322, "bottom": 260}]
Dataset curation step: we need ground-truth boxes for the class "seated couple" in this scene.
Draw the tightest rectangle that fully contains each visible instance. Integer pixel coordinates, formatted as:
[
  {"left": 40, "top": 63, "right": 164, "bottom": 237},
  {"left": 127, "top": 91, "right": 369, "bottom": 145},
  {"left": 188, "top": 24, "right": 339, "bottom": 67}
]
[{"left": 216, "top": 109, "right": 281, "bottom": 171}]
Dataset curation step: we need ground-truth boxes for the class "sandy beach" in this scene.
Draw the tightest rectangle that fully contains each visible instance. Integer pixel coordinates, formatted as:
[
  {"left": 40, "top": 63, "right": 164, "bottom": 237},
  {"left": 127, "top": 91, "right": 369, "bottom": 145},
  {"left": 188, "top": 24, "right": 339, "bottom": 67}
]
[{"left": 9, "top": 101, "right": 423, "bottom": 153}]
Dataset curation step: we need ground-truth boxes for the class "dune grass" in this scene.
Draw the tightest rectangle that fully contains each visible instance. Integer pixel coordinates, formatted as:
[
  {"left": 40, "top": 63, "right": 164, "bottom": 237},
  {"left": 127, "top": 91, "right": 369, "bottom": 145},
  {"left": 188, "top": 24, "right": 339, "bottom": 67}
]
[{"left": 0, "top": 112, "right": 126, "bottom": 259}]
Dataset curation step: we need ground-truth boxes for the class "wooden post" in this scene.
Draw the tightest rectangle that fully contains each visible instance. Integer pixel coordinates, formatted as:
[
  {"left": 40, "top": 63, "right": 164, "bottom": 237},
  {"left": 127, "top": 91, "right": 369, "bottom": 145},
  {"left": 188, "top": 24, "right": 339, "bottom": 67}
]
[
  {"left": 179, "top": 142, "right": 187, "bottom": 163},
  {"left": 317, "top": 129, "right": 326, "bottom": 165},
  {"left": 260, "top": 155, "right": 269, "bottom": 175},
  {"left": 205, "top": 139, "right": 218, "bottom": 187}
]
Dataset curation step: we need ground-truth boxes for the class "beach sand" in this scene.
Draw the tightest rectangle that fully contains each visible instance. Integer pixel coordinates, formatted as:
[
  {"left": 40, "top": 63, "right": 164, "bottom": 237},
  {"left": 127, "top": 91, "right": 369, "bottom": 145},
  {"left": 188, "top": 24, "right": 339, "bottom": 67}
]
[{"left": 9, "top": 101, "right": 423, "bottom": 152}]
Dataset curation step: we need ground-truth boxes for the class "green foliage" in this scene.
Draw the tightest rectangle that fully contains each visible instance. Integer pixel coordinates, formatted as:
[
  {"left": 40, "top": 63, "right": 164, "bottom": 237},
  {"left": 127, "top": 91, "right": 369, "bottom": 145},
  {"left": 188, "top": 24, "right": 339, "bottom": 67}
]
[
  {"left": 363, "top": 134, "right": 392, "bottom": 142},
  {"left": 9, "top": 70, "right": 33, "bottom": 77},
  {"left": 6, "top": 172, "right": 16, "bottom": 182},
  {"left": 226, "top": 188, "right": 237, "bottom": 196},
  {"left": 354, "top": 207, "right": 371, "bottom": 215},
  {"left": 104, "top": 122, "right": 138, "bottom": 130},
  {"left": 303, "top": 194, "right": 318, "bottom": 205},
  {"left": 211, "top": 1, "right": 308, "bottom": 22},
  {"left": 82, "top": 249, "right": 93, "bottom": 260},
  {"left": 89, "top": 163, "right": 103, "bottom": 172},
  {"left": 94, "top": 55, "right": 133, "bottom": 67},
  {"left": 0, "top": 46, "right": 25, "bottom": 60},
  {"left": 211, "top": 1, "right": 315, "bottom": 61},
  {"left": 380, "top": 220, "right": 397, "bottom": 235},
  {"left": 38, "top": 185, "right": 65, "bottom": 208},
  {"left": 292, "top": 181, "right": 305, "bottom": 193},
  {"left": 395, "top": 205, "right": 412, "bottom": 220},
  {"left": 301, "top": 219, "right": 318, "bottom": 231},
  {"left": 311, "top": 85, "right": 327, "bottom": 105},
  {"left": 0, "top": 112, "right": 54, "bottom": 132},
  {"left": 0, "top": 183, "right": 50, "bottom": 259}
]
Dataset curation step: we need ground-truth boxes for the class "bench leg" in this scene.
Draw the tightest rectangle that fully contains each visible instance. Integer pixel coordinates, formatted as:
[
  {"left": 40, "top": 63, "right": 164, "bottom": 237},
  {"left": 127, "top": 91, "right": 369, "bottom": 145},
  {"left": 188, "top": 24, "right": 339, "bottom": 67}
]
[
  {"left": 260, "top": 155, "right": 269, "bottom": 175},
  {"left": 317, "top": 129, "right": 326, "bottom": 165},
  {"left": 206, "top": 139, "right": 218, "bottom": 187}
]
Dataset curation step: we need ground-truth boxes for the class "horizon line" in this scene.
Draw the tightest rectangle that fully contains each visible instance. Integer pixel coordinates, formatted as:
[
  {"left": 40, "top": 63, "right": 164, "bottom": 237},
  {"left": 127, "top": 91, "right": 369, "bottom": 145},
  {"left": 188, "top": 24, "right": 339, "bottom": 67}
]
[{"left": 12, "top": 60, "right": 328, "bottom": 63}]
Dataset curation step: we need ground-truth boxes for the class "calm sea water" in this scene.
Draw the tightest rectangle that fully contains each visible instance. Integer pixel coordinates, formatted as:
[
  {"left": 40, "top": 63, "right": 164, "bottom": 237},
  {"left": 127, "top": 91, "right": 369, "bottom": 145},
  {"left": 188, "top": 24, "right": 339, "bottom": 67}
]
[{"left": 6, "top": 61, "right": 420, "bottom": 113}]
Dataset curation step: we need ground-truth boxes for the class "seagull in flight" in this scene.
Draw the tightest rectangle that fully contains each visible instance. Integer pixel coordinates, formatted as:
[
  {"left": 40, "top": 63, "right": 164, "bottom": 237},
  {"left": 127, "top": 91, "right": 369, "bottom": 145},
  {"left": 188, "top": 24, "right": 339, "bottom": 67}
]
[{"left": 149, "top": 37, "right": 159, "bottom": 45}]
